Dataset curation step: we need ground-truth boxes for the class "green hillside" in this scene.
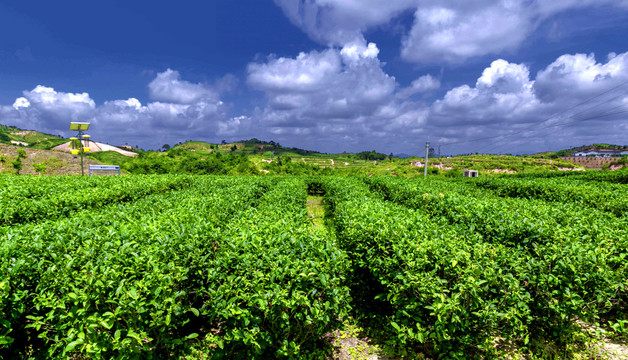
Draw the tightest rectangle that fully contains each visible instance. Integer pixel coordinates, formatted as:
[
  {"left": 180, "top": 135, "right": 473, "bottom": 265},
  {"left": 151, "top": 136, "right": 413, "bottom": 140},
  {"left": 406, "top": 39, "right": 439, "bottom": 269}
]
[
  {"left": 170, "top": 138, "right": 322, "bottom": 156},
  {"left": 3, "top": 124, "right": 627, "bottom": 176},
  {"left": 547, "top": 143, "right": 628, "bottom": 157},
  {"left": 0, "top": 124, "right": 67, "bottom": 149}
]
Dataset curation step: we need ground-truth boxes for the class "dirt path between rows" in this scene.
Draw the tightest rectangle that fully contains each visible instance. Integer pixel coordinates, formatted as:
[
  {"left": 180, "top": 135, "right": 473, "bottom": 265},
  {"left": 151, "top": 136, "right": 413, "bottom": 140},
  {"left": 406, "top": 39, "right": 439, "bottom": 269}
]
[{"left": 306, "top": 195, "right": 392, "bottom": 359}]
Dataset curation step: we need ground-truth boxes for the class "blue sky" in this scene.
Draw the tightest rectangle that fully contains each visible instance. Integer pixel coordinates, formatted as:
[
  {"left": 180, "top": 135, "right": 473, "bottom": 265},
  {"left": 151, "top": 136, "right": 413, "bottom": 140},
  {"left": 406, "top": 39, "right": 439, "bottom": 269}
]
[{"left": 1, "top": 1, "right": 627, "bottom": 155}]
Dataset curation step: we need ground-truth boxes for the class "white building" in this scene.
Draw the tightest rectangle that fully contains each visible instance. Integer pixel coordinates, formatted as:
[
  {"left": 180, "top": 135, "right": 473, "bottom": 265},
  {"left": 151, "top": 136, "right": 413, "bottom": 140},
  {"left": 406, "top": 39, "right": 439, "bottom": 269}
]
[{"left": 572, "top": 150, "right": 628, "bottom": 157}]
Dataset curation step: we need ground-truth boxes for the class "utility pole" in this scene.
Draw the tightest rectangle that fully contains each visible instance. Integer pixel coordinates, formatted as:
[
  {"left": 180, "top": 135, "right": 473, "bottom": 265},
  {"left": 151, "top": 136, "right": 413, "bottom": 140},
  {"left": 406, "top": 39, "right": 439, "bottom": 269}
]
[
  {"left": 424, "top": 141, "right": 429, "bottom": 177},
  {"left": 80, "top": 140, "right": 84, "bottom": 176}
]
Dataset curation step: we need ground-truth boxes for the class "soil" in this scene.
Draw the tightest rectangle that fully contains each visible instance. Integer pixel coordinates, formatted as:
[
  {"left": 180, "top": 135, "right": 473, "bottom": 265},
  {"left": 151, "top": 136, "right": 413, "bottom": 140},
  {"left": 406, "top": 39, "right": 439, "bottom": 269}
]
[
  {"left": 0, "top": 143, "right": 103, "bottom": 175},
  {"left": 327, "top": 328, "right": 393, "bottom": 360}
]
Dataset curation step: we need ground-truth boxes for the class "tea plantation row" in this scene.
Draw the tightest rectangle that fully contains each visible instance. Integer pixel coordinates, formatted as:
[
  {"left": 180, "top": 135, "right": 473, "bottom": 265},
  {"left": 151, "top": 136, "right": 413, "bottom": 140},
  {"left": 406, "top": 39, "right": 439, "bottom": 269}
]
[{"left": 1, "top": 174, "right": 626, "bottom": 359}]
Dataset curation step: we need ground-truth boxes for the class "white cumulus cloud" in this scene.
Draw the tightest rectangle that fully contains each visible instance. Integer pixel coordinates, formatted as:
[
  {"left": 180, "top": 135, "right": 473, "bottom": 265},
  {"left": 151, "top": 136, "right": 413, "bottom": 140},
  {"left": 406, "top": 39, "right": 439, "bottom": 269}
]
[
  {"left": 424, "top": 52, "right": 628, "bottom": 154},
  {"left": 247, "top": 39, "right": 441, "bottom": 151},
  {"left": 273, "top": 0, "right": 415, "bottom": 45},
  {"left": 535, "top": 52, "right": 628, "bottom": 102},
  {"left": 1, "top": 51, "right": 627, "bottom": 154},
  {"left": 6, "top": 85, "right": 96, "bottom": 133},
  {"left": 148, "top": 69, "right": 219, "bottom": 104},
  {"left": 248, "top": 50, "right": 341, "bottom": 92},
  {"left": 397, "top": 74, "right": 441, "bottom": 98},
  {"left": 430, "top": 59, "right": 539, "bottom": 128},
  {"left": 0, "top": 70, "right": 234, "bottom": 149},
  {"left": 401, "top": 2, "right": 532, "bottom": 63},
  {"left": 248, "top": 40, "right": 396, "bottom": 123},
  {"left": 12, "top": 97, "right": 30, "bottom": 109},
  {"left": 273, "top": 0, "right": 628, "bottom": 64}
]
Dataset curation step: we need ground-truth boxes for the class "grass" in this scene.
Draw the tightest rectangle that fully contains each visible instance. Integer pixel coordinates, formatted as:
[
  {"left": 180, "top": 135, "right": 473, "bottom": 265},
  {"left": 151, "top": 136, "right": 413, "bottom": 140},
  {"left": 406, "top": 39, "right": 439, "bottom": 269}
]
[
  {"left": 1, "top": 126, "right": 612, "bottom": 176},
  {"left": 0, "top": 143, "right": 103, "bottom": 175},
  {"left": 328, "top": 319, "right": 397, "bottom": 360},
  {"left": 0, "top": 125, "right": 67, "bottom": 149},
  {"left": 306, "top": 195, "right": 325, "bottom": 228},
  {"left": 171, "top": 141, "right": 217, "bottom": 152},
  {"left": 87, "top": 151, "right": 132, "bottom": 165}
]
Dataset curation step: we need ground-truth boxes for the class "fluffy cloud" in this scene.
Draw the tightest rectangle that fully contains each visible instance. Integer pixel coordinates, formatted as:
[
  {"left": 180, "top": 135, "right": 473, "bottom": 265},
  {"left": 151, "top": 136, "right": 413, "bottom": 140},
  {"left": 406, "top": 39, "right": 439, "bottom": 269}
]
[
  {"left": 273, "top": 0, "right": 415, "bottom": 45},
  {"left": 148, "top": 69, "right": 219, "bottom": 104},
  {"left": 402, "top": 3, "right": 532, "bottom": 63},
  {"left": 397, "top": 74, "right": 440, "bottom": 98},
  {"left": 247, "top": 50, "right": 341, "bottom": 92},
  {"left": 247, "top": 40, "right": 410, "bottom": 150},
  {"left": 274, "top": 0, "right": 628, "bottom": 63},
  {"left": 7, "top": 85, "right": 95, "bottom": 133},
  {"left": 1, "top": 70, "right": 232, "bottom": 149},
  {"left": 99, "top": 72, "right": 230, "bottom": 145},
  {"left": 535, "top": 52, "right": 628, "bottom": 102},
  {"left": 535, "top": 0, "right": 628, "bottom": 17},
  {"left": 248, "top": 41, "right": 396, "bottom": 117},
  {"left": 425, "top": 52, "right": 628, "bottom": 154},
  {"left": 1, "top": 51, "right": 626, "bottom": 154},
  {"left": 246, "top": 39, "right": 394, "bottom": 144},
  {"left": 429, "top": 59, "right": 540, "bottom": 140},
  {"left": 248, "top": 46, "right": 628, "bottom": 153},
  {"left": 247, "top": 42, "right": 555, "bottom": 152}
]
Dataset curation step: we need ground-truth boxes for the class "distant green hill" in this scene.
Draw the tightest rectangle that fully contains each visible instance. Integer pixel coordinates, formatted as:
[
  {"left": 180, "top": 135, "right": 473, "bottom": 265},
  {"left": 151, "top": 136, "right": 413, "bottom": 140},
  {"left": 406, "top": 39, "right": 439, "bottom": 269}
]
[
  {"left": 3, "top": 123, "right": 624, "bottom": 176},
  {"left": 170, "top": 138, "right": 322, "bottom": 156},
  {"left": 0, "top": 124, "right": 67, "bottom": 149},
  {"left": 546, "top": 144, "right": 628, "bottom": 158}
]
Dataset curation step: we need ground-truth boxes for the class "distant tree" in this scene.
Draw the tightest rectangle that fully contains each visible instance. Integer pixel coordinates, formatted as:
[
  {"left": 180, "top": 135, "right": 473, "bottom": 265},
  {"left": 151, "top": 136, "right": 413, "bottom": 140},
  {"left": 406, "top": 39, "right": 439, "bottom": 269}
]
[
  {"left": 221, "top": 140, "right": 227, "bottom": 145},
  {"left": 357, "top": 150, "right": 387, "bottom": 161},
  {"left": 389, "top": 153, "right": 394, "bottom": 161},
  {"left": 162, "top": 144, "right": 171, "bottom": 152},
  {"left": 230, "top": 145, "right": 237, "bottom": 152},
  {"left": 12, "top": 149, "right": 27, "bottom": 174}
]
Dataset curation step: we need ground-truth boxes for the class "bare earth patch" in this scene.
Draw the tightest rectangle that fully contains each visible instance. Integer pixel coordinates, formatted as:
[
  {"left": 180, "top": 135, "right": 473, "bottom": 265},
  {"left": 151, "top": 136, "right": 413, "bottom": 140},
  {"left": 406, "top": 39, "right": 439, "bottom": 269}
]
[
  {"left": 10, "top": 130, "right": 35, "bottom": 136},
  {"left": 578, "top": 322, "right": 628, "bottom": 360},
  {"left": 326, "top": 324, "right": 393, "bottom": 360},
  {"left": 52, "top": 141, "right": 138, "bottom": 157}
]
